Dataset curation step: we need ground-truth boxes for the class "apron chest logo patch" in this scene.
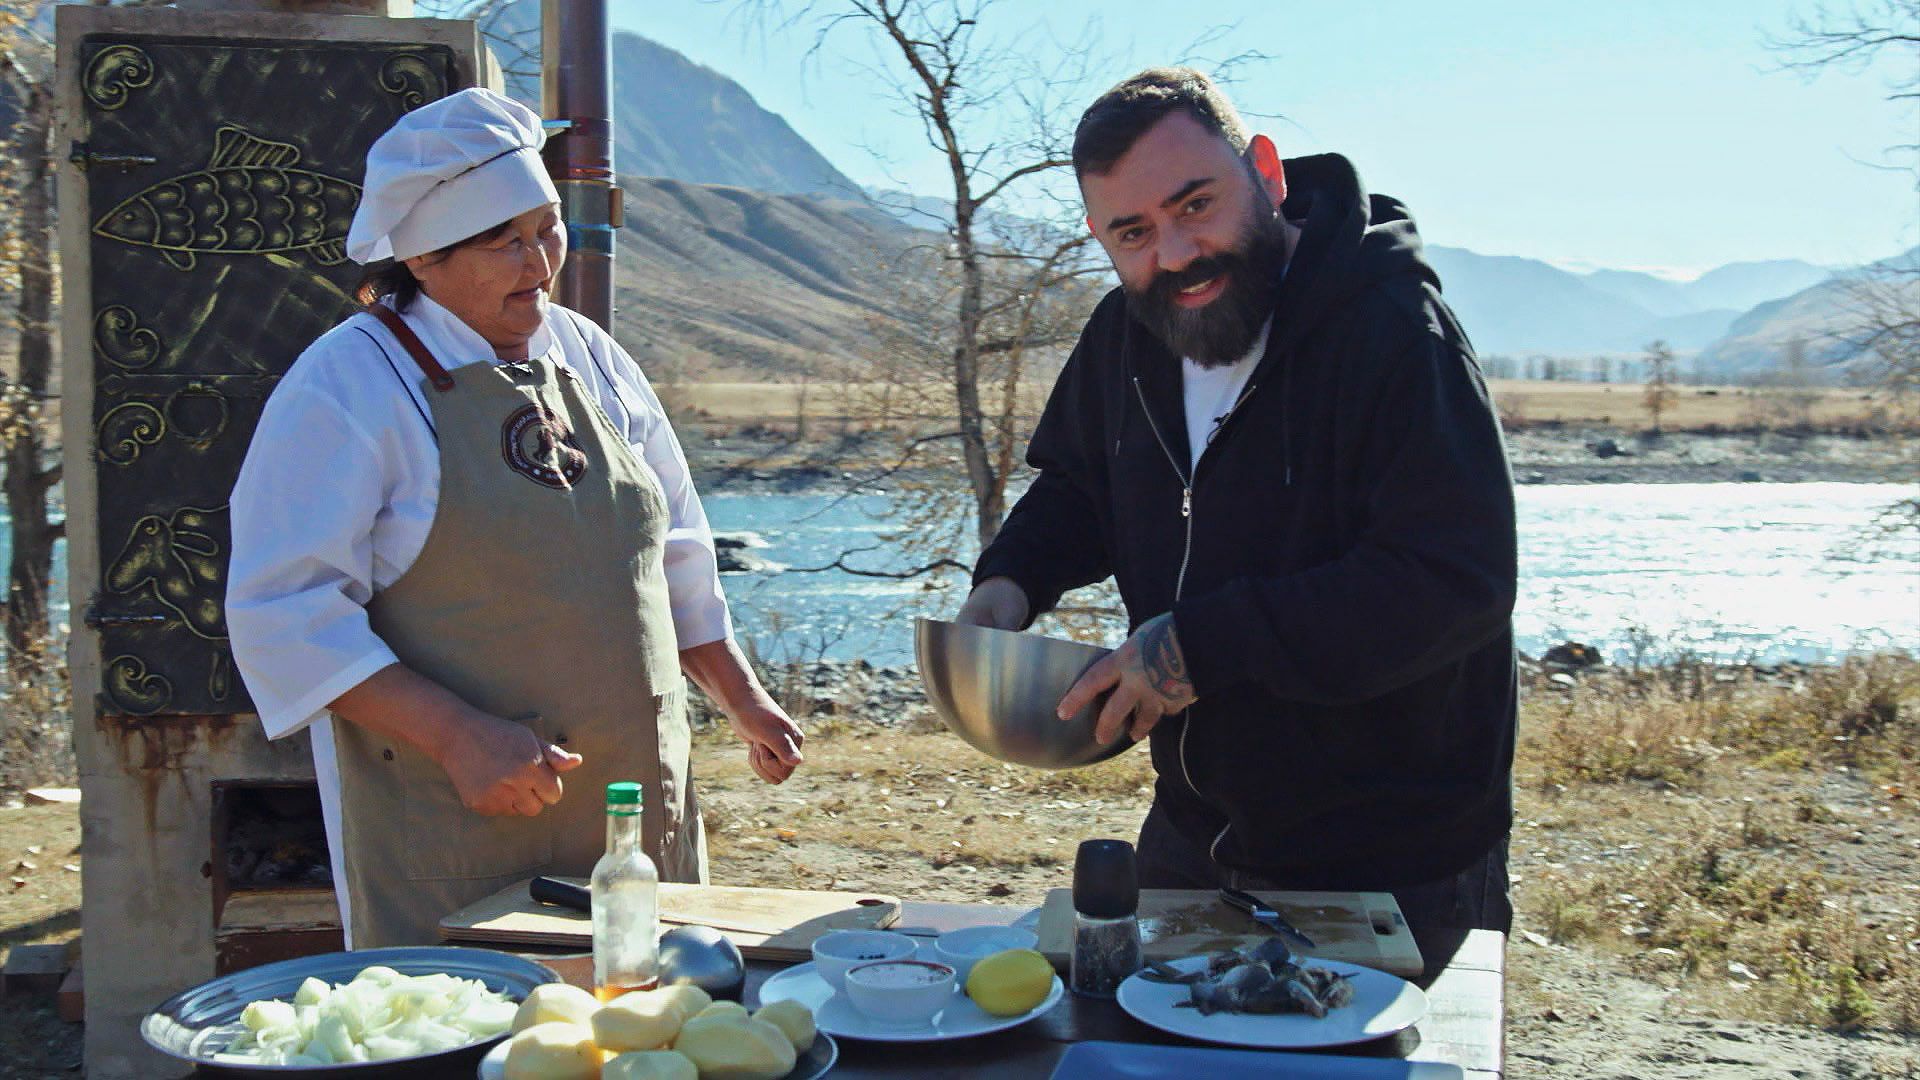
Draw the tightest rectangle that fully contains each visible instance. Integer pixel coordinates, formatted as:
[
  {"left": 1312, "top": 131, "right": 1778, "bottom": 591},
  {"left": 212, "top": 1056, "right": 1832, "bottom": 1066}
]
[{"left": 501, "top": 404, "right": 589, "bottom": 489}]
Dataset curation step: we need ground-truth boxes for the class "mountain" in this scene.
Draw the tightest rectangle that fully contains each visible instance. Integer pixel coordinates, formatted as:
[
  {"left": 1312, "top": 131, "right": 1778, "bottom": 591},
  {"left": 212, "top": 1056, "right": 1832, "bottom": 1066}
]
[
  {"left": 1694, "top": 249, "right": 1918, "bottom": 378},
  {"left": 1582, "top": 270, "right": 1695, "bottom": 318},
  {"left": 1427, "top": 247, "right": 1855, "bottom": 360},
  {"left": 1425, "top": 246, "right": 1722, "bottom": 355},
  {"left": 609, "top": 176, "right": 927, "bottom": 378},
  {"left": 479, "top": 0, "right": 865, "bottom": 200},
  {"left": 1685, "top": 259, "right": 1833, "bottom": 313},
  {"left": 450, "top": 8, "right": 1872, "bottom": 378}
]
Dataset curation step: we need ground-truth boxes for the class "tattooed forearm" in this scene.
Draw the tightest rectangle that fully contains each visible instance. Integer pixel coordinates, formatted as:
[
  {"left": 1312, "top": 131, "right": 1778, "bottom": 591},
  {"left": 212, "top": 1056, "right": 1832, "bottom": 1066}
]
[{"left": 1137, "top": 614, "right": 1194, "bottom": 705}]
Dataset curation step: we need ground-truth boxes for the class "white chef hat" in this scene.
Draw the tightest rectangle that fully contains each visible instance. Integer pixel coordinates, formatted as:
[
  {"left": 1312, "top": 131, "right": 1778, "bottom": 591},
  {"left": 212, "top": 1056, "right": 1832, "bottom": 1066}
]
[{"left": 346, "top": 87, "right": 560, "bottom": 264}]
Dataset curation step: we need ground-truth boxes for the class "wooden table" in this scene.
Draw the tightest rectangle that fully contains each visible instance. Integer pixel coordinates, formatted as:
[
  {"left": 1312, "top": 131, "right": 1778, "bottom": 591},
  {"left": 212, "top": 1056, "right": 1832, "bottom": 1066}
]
[
  {"left": 734, "top": 901, "right": 1505, "bottom": 1079},
  {"left": 509, "top": 901, "right": 1501, "bottom": 1078}
]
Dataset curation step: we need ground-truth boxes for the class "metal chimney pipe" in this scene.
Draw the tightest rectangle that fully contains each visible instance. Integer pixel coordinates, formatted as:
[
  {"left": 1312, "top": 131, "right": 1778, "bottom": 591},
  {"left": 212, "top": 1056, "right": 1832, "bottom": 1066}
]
[{"left": 542, "top": 0, "right": 617, "bottom": 330}]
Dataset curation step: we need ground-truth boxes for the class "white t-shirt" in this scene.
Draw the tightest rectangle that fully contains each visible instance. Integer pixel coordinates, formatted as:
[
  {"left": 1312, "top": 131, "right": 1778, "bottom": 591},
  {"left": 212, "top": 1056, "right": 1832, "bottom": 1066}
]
[
  {"left": 1181, "top": 319, "right": 1272, "bottom": 473},
  {"left": 226, "top": 293, "right": 730, "bottom": 941}
]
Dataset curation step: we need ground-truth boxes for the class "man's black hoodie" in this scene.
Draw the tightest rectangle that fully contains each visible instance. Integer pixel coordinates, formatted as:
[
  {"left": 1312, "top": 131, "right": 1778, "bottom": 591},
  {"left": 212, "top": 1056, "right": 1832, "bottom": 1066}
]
[{"left": 974, "top": 153, "right": 1517, "bottom": 889}]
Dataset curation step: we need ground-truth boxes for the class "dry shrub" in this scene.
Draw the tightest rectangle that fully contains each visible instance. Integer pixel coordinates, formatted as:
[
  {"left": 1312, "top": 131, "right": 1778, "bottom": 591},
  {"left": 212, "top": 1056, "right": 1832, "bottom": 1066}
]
[
  {"left": 0, "top": 645, "right": 74, "bottom": 799},
  {"left": 1524, "top": 869, "right": 1606, "bottom": 944},
  {"left": 1523, "top": 683, "right": 1722, "bottom": 788}
]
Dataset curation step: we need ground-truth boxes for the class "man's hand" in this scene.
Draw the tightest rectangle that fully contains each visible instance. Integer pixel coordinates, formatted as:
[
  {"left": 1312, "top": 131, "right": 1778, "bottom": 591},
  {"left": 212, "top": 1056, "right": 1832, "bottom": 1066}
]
[
  {"left": 438, "top": 711, "right": 584, "bottom": 817},
  {"left": 954, "top": 576, "right": 1030, "bottom": 630},
  {"left": 727, "top": 701, "right": 805, "bottom": 785},
  {"left": 1056, "top": 612, "right": 1197, "bottom": 744}
]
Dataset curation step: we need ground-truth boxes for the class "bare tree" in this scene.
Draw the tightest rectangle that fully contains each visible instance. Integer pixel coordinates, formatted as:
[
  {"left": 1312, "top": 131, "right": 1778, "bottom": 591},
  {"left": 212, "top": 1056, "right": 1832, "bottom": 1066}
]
[
  {"left": 0, "top": 0, "right": 63, "bottom": 673},
  {"left": 1642, "top": 339, "right": 1677, "bottom": 434},
  {"left": 1771, "top": 2, "right": 1920, "bottom": 531},
  {"left": 738, "top": 0, "right": 1108, "bottom": 550}
]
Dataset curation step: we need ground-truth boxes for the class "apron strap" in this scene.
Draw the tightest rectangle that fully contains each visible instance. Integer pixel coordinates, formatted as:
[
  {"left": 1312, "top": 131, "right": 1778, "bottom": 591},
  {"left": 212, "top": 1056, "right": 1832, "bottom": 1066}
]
[{"left": 367, "top": 302, "right": 456, "bottom": 392}]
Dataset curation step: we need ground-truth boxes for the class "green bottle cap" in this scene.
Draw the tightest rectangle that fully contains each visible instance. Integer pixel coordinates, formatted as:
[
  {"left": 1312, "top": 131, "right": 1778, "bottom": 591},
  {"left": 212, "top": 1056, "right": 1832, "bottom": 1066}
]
[{"left": 605, "top": 782, "right": 643, "bottom": 808}]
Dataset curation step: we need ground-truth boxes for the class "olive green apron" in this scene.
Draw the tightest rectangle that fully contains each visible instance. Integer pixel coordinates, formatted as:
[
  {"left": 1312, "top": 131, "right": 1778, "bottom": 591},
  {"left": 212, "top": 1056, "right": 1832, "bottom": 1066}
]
[{"left": 334, "top": 306, "right": 707, "bottom": 948}]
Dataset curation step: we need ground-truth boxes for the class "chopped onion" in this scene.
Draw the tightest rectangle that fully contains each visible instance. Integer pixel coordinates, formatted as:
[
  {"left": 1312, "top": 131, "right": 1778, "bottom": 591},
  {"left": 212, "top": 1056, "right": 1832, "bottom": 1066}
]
[{"left": 217, "top": 966, "right": 518, "bottom": 1065}]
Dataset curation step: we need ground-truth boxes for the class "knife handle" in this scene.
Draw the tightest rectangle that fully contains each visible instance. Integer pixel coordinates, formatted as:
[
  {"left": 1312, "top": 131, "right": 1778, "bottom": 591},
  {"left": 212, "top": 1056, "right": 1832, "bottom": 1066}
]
[
  {"left": 530, "top": 875, "right": 592, "bottom": 913},
  {"left": 1219, "top": 885, "right": 1265, "bottom": 916}
]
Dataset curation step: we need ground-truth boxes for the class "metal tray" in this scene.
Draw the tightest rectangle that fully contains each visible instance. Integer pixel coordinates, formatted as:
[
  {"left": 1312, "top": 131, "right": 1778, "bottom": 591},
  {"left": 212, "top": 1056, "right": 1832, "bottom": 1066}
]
[{"left": 141, "top": 945, "right": 558, "bottom": 1078}]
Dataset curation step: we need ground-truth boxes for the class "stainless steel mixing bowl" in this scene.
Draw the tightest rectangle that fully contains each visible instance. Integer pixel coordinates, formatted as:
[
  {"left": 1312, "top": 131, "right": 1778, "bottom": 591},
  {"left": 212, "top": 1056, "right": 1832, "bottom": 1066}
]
[{"left": 915, "top": 617, "right": 1135, "bottom": 769}]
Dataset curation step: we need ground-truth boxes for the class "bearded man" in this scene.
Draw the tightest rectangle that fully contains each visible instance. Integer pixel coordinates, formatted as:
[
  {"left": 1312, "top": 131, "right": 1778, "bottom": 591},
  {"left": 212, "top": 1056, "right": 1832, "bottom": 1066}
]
[{"left": 956, "top": 68, "right": 1517, "bottom": 937}]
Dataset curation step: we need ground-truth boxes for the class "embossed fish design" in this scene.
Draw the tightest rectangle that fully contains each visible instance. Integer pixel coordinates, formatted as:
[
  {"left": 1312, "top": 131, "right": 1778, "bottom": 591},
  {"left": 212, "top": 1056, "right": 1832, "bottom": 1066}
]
[{"left": 93, "top": 126, "right": 361, "bottom": 271}]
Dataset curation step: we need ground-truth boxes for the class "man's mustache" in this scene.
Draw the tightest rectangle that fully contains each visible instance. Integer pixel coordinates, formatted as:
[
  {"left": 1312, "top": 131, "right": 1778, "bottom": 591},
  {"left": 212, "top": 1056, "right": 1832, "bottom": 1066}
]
[{"left": 1147, "top": 254, "right": 1240, "bottom": 302}]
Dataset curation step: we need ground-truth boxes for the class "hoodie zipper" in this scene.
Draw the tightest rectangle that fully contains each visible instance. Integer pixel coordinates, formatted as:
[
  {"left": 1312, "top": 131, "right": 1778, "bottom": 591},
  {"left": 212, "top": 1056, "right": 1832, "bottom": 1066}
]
[{"left": 1132, "top": 374, "right": 1264, "bottom": 868}]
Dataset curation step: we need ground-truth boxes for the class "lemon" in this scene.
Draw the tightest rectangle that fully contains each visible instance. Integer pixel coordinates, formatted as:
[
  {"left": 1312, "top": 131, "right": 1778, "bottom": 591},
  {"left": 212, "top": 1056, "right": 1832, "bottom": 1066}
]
[{"left": 963, "top": 949, "right": 1054, "bottom": 1016}]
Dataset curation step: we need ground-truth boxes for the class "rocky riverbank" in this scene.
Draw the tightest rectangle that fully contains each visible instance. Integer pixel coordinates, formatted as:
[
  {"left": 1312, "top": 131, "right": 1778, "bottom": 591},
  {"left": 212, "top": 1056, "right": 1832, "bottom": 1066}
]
[{"left": 683, "top": 426, "right": 1913, "bottom": 494}]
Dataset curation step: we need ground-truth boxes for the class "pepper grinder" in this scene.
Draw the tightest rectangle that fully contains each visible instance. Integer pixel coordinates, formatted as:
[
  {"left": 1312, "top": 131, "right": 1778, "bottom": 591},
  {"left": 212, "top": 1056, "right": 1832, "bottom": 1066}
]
[{"left": 1070, "top": 838, "right": 1143, "bottom": 998}]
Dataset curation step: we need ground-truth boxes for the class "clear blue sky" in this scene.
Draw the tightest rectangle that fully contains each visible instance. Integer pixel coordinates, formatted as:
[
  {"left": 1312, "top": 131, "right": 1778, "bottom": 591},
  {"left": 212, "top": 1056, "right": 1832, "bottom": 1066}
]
[{"left": 609, "top": 0, "right": 1916, "bottom": 280}]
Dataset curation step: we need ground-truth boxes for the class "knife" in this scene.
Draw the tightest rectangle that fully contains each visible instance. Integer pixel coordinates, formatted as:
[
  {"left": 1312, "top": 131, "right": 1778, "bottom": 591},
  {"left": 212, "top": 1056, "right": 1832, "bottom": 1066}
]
[
  {"left": 527, "top": 876, "right": 783, "bottom": 935},
  {"left": 1218, "top": 886, "right": 1317, "bottom": 950}
]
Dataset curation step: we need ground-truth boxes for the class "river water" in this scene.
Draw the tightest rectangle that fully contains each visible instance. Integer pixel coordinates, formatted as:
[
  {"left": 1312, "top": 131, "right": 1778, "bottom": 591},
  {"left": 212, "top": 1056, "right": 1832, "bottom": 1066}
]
[
  {"left": 704, "top": 482, "right": 1918, "bottom": 667},
  {"left": 11, "top": 482, "right": 1916, "bottom": 668}
]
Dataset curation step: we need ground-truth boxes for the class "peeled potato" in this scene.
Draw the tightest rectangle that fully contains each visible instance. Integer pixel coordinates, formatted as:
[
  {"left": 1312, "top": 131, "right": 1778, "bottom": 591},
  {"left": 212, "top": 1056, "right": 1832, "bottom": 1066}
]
[
  {"left": 502, "top": 1021, "right": 601, "bottom": 1080},
  {"left": 654, "top": 982, "right": 712, "bottom": 1021},
  {"left": 751, "top": 1000, "right": 815, "bottom": 1051},
  {"left": 601, "top": 1049, "right": 699, "bottom": 1080},
  {"left": 513, "top": 983, "right": 602, "bottom": 1034},
  {"left": 591, "top": 989, "right": 685, "bottom": 1052},
  {"left": 670, "top": 1015, "right": 796, "bottom": 1080},
  {"left": 690, "top": 1000, "right": 750, "bottom": 1023}
]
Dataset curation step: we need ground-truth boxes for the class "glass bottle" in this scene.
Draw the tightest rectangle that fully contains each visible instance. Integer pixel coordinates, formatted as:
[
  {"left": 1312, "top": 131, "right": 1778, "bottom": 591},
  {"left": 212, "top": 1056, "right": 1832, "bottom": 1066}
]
[
  {"left": 592, "top": 781, "right": 660, "bottom": 1001},
  {"left": 1070, "top": 838, "right": 1143, "bottom": 998}
]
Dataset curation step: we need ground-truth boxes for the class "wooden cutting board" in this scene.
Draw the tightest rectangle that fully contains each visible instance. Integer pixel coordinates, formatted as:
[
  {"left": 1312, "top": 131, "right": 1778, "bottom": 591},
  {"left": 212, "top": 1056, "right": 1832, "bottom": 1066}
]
[
  {"left": 439, "top": 879, "right": 901, "bottom": 963},
  {"left": 1032, "top": 888, "right": 1422, "bottom": 978}
]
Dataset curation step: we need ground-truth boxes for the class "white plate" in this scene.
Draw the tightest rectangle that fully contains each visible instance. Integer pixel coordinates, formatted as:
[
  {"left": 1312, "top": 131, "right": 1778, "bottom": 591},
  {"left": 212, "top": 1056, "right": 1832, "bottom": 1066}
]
[
  {"left": 1115, "top": 956, "right": 1428, "bottom": 1049},
  {"left": 478, "top": 1030, "right": 838, "bottom": 1079},
  {"left": 757, "top": 960, "right": 1063, "bottom": 1043}
]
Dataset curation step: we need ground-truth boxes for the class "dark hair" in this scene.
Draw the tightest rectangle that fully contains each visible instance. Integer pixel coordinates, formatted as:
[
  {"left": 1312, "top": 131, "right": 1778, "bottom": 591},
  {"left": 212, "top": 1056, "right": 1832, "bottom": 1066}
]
[
  {"left": 352, "top": 218, "right": 522, "bottom": 311},
  {"left": 1072, "top": 67, "right": 1250, "bottom": 179}
]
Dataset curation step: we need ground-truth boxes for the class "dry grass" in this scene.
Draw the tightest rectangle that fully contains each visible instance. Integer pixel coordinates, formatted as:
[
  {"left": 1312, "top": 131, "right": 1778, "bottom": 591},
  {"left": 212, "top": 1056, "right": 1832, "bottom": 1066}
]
[
  {"left": 1484, "top": 381, "right": 1911, "bottom": 433},
  {"left": 1511, "top": 652, "right": 1920, "bottom": 1034},
  {"left": 662, "top": 379, "right": 1916, "bottom": 437},
  {"left": 0, "top": 646, "right": 76, "bottom": 801}
]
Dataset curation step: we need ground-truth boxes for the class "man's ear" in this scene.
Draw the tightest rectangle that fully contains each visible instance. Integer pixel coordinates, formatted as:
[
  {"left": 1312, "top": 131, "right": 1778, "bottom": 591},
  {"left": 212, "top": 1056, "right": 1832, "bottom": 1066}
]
[
  {"left": 1085, "top": 215, "right": 1096, "bottom": 238},
  {"left": 1248, "top": 135, "right": 1286, "bottom": 207}
]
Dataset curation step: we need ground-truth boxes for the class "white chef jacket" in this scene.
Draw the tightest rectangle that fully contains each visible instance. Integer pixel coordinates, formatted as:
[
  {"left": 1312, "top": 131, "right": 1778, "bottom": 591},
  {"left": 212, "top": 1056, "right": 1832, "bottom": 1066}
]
[{"left": 226, "top": 293, "right": 731, "bottom": 936}]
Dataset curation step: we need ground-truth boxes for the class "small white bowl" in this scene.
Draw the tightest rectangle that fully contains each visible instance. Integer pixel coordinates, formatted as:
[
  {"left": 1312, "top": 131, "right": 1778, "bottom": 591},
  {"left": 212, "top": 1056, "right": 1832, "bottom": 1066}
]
[
  {"left": 809, "top": 929, "right": 916, "bottom": 993},
  {"left": 842, "top": 959, "right": 956, "bottom": 1028},
  {"left": 931, "top": 926, "right": 1040, "bottom": 983}
]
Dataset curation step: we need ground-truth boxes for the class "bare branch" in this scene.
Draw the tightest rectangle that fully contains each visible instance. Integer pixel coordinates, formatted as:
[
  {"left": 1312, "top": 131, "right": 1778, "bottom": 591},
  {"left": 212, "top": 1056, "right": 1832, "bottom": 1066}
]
[{"left": 785, "top": 543, "right": 971, "bottom": 579}]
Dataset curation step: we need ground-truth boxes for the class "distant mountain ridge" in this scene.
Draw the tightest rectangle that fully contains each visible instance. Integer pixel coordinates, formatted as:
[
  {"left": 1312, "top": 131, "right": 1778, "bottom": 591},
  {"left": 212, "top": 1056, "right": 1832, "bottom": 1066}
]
[
  {"left": 463, "top": 10, "right": 1894, "bottom": 380},
  {"left": 1425, "top": 246, "right": 1836, "bottom": 359},
  {"left": 482, "top": 0, "right": 866, "bottom": 200}
]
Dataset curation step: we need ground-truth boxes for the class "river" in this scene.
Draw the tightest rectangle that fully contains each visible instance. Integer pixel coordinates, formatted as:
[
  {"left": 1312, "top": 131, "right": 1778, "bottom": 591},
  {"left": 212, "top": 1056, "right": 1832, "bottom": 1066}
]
[{"left": 8, "top": 482, "right": 1915, "bottom": 669}]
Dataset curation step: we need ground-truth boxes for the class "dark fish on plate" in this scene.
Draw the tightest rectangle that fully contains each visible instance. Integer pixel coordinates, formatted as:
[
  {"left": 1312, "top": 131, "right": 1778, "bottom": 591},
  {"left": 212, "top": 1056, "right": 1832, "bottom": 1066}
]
[{"left": 1153, "top": 939, "right": 1355, "bottom": 1018}]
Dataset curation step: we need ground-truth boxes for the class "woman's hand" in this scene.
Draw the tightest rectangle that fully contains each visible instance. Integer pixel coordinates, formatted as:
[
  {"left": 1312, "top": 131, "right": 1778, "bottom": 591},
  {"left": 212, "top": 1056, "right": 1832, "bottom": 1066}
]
[
  {"left": 681, "top": 638, "right": 805, "bottom": 785},
  {"left": 330, "top": 663, "right": 583, "bottom": 817},
  {"left": 439, "top": 711, "right": 585, "bottom": 816},
  {"left": 726, "top": 701, "right": 805, "bottom": 785}
]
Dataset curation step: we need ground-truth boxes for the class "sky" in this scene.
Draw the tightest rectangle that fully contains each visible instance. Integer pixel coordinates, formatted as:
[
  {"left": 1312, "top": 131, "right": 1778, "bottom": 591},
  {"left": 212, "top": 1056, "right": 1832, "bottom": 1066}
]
[{"left": 608, "top": 0, "right": 1917, "bottom": 281}]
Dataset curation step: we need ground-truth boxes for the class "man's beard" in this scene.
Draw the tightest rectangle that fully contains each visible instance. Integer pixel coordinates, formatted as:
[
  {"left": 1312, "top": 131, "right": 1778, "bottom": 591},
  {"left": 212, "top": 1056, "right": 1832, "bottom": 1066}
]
[{"left": 1126, "top": 203, "right": 1287, "bottom": 368}]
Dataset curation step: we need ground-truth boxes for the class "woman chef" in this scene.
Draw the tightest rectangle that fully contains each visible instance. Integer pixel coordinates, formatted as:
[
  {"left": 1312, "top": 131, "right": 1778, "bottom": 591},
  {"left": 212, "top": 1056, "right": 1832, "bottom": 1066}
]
[{"left": 227, "top": 88, "right": 805, "bottom": 948}]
